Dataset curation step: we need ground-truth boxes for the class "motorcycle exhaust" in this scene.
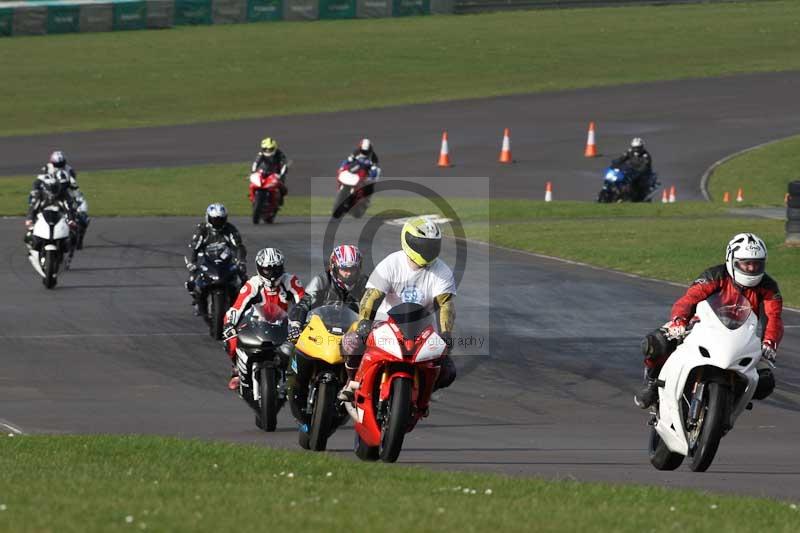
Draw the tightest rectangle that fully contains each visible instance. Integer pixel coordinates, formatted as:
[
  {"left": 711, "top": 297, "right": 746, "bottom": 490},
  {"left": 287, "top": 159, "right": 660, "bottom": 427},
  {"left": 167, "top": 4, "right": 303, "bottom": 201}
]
[{"left": 342, "top": 401, "right": 362, "bottom": 424}]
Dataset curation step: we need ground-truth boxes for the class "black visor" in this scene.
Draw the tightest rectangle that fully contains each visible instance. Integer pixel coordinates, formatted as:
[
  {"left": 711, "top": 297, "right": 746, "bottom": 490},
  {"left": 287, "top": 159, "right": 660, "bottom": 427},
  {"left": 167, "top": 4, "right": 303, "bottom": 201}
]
[
  {"left": 405, "top": 234, "right": 441, "bottom": 264},
  {"left": 208, "top": 216, "right": 226, "bottom": 229},
  {"left": 258, "top": 264, "right": 284, "bottom": 280}
]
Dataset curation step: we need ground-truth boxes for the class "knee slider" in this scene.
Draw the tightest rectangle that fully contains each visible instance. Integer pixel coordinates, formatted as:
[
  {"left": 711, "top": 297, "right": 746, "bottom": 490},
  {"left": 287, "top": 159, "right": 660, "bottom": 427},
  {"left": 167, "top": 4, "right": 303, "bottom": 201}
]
[{"left": 754, "top": 368, "right": 775, "bottom": 400}]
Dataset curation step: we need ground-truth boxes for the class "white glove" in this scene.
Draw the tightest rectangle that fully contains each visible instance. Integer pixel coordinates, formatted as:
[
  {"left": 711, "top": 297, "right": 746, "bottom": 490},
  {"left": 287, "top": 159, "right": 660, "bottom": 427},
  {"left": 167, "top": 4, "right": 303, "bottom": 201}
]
[
  {"left": 762, "top": 341, "right": 777, "bottom": 363},
  {"left": 667, "top": 317, "right": 687, "bottom": 339}
]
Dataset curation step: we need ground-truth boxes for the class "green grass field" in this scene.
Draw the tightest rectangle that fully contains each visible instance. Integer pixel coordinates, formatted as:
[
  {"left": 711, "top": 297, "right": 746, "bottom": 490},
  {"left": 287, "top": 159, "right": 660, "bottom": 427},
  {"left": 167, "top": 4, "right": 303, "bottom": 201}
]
[
  {"left": 707, "top": 134, "right": 800, "bottom": 206},
  {"left": 1, "top": 1, "right": 800, "bottom": 135},
  {"left": 0, "top": 435, "right": 798, "bottom": 533}
]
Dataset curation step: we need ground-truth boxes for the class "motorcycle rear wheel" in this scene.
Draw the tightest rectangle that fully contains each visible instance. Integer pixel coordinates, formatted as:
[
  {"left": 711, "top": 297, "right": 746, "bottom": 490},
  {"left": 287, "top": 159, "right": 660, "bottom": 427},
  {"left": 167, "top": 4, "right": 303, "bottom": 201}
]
[
  {"left": 379, "top": 378, "right": 412, "bottom": 463},
  {"left": 257, "top": 366, "right": 278, "bottom": 432},
  {"left": 209, "top": 290, "right": 226, "bottom": 340},
  {"left": 648, "top": 427, "right": 684, "bottom": 471},
  {"left": 689, "top": 382, "right": 728, "bottom": 472},
  {"left": 308, "top": 380, "right": 337, "bottom": 451},
  {"left": 43, "top": 249, "right": 58, "bottom": 289}
]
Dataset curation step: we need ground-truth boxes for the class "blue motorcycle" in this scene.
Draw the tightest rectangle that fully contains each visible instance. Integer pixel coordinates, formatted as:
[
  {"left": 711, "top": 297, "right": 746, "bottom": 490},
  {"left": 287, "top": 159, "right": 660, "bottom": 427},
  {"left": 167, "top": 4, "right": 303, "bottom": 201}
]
[{"left": 597, "top": 165, "right": 660, "bottom": 203}]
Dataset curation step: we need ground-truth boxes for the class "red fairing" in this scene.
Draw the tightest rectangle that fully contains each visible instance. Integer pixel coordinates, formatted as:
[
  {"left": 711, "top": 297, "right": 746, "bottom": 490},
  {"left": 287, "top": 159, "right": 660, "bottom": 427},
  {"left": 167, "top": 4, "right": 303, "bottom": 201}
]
[
  {"left": 671, "top": 265, "right": 783, "bottom": 347},
  {"left": 248, "top": 171, "right": 282, "bottom": 203}
]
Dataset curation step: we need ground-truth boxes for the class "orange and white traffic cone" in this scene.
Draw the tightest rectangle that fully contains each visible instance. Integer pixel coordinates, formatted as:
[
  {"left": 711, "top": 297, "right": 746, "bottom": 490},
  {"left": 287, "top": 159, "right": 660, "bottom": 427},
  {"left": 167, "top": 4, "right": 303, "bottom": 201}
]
[
  {"left": 668, "top": 185, "right": 676, "bottom": 203},
  {"left": 723, "top": 191, "right": 730, "bottom": 203},
  {"left": 544, "top": 181, "right": 553, "bottom": 202},
  {"left": 661, "top": 189, "right": 668, "bottom": 203},
  {"left": 499, "top": 128, "right": 512, "bottom": 164},
  {"left": 584, "top": 122, "right": 598, "bottom": 158},
  {"left": 736, "top": 187, "right": 744, "bottom": 203},
  {"left": 437, "top": 131, "right": 452, "bottom": 168}
]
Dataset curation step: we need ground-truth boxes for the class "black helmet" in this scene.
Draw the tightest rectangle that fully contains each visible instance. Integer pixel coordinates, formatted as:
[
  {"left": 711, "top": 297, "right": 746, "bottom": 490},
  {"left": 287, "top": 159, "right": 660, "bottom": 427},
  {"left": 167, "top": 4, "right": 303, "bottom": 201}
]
[{"left": 205, "top": 203, "right": 228, "bottom": 230}]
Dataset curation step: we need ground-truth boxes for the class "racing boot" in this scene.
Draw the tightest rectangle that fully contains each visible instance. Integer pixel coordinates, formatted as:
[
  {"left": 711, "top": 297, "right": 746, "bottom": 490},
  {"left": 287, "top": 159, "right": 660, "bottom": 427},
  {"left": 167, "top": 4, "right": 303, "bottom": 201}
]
[
  {"left": 337, "top": 379, "right": 359, "bottom": 403},
  {"left": 634, "top": 367, "right": 659, "bottom": 409},
  {"left": 228, "top": 367, "right": 240, "bottom": 391}
]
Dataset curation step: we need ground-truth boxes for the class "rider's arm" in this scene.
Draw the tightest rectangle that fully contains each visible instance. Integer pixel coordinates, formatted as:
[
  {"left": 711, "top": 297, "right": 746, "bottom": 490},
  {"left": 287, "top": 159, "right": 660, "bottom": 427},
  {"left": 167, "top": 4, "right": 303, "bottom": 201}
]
[
  {"left": 670, "top": 267, "right": 724, "bottom": 321},
  {"left": 358, "top": 288, "right": 385, "bottom": 322},
  {"left": 286, "top": 274, "right": 305, "bottom": 304},
  {"left": 760, "top": 275, "right": 784, "bottom": 348},
  {"left": 288, "top": 274, "right": 324, "bottom": 324},
  {"left": 251, "top": 154, "right": 263, "bottom": 173},
  {"left": 227, "top": 226, "right": 247, "bottom": 262},
  {"left": 189, "top": 224, "right": 206, "bottom": 263},
  {"left": 225, "top": 279, "right": 258, "bottom": 328},
  {"left": 434, "top": 293, "right": 456, "bottom": 335}
]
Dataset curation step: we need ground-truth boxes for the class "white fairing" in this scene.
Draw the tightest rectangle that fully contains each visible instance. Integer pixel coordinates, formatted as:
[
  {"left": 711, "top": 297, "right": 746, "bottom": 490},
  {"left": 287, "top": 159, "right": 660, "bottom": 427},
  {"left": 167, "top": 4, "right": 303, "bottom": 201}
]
[
  {"left": 337, "top": 171, "right": 360, "bottom": 187},
  {"left": 33, "top": 208, "right": 70, "bottom": 240},
  {"left": 370, "top": 323, "right": 403, "bottom": 359},
  {"left": 249, "top": 172, "right": 262, "bottom": 187},
  {"left": 655, "top": 300, "right": 761, "bottom": 456},
  {"left": 27, "top": 250, "right": 46, "bottom": 278},
  {"left": 414, "top": 331, "right": 447, "bottom": 362}
]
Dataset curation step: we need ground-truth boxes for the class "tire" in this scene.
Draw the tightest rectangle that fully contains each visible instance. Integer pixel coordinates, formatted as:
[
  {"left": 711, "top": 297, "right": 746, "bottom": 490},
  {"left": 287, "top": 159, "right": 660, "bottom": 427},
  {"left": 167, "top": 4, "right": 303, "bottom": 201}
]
[
  {"left": 331, "top": 188, "right": 350, "bottom": 219},
  {"left": 43, "top": 249, "right": 58, "bottom": 289},
  {"left": 689, "top": 382, "right": 728, "bottom": 472},
  {"left": 351, "top": 200, "right": 367, "bottom": 219},
  {"left": 788, "top": 181, "right": 800, "bottom": 196},
  {"left": 308, "top": 381, "right": 337, "bottom": 451},
  {"left": 788, "top": 196, "right": 800, "bottom": 209},
  {"left": 209, "top": 290, "right": 226, "bottom": 340},
  {"left": 786, "top": 207, "right": 800, "bottom": 221},
  {"left": 786, "top": 220, "right": 800, "bottom": 234},
  {"left": 253, "top": 190, "right": 266, "bottom": 224},
  {"left": 258, "top": 366, "right": 278, "bottom": 432},
  {"left": 597, "top": 189, "right": 614, "bottom": 203},
  {"left": 648, "top": 428, "right": 684, "bottom": 471},
  {"left": 354, "top": 433, "right": 379, "bottom": 462},
  {"left": 379, "top": 378, "right": 412, "bottom": 463}
]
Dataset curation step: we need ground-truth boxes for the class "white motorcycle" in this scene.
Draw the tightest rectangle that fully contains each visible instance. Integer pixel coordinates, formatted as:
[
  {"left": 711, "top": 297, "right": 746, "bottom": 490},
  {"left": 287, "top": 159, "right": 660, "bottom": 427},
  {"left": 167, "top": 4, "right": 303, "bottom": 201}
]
[
  {"left": 648, "top": 293, "right": 765, "bottom": 472},
  {"left": 27, "top": 204, "right": 74, "bottom": 289}
]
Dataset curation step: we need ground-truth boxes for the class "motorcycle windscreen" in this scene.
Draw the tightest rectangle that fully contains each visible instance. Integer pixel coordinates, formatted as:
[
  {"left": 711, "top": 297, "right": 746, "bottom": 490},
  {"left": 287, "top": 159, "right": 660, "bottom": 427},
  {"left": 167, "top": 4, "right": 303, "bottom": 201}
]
[
  {"left": 706, "top": 292, "right": 752, "bottom": 330},
  {"left": 42, "top": 208, "right": 63, "bottom": 225},
  {"left": 237, "top": 303, "right": 288, "bottom": 347},
  {"left": 387, "top": 303, "right": 433, "bottom": 340},
  {"left": 307, "top": 304, "right": 359, "bottom": 335}
]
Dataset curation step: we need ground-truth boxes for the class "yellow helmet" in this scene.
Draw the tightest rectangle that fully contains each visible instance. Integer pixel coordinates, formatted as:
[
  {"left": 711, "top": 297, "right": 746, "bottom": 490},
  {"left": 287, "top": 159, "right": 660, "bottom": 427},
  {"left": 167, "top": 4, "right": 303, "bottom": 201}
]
[
  {"left": 401, "top": 216, "right": 442, "bottom": 267},
  {"left": 260, "top": 137, "right": 278, "bottom": 153}
]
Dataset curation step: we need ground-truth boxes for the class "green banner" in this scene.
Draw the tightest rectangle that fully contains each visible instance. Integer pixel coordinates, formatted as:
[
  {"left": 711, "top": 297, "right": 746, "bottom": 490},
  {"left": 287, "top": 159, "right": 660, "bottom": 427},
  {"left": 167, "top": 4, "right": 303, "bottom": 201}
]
[
  {"left": 320, "top": 0, "right": 354, "bottom": 19},
  {"left": 113, "top": 1, "right": 147, "bottom": 30},
  {"left": 392, "top": 0, "right": 427, "bottom": 16},
  {"left": 174, "top": 0, "right": 212, "bottom": 25},
  {"left": 47, "top": 4, "right": 81, "bottom": 33},
  {"left": 0, "top": 8, "right": 12, "bottom": 37},
  {"left": 247, "top": 0, "right": 281, "bottom": 21}
]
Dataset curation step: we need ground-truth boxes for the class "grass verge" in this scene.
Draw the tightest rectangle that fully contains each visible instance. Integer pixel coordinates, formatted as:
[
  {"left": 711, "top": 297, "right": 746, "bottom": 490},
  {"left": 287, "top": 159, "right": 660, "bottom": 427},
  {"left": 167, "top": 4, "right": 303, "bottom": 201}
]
[
  {"left": 2, "top": 1, "right": 800, "bottom": 135},
  {"left": 3, "top": 163, "right": 799, "bottom": 304},
  {"left": 707, "top": 134, "right": 800, "bottom": 206},
  {"left": 0, "top": 435, "right": 798, "bottom": 533}
]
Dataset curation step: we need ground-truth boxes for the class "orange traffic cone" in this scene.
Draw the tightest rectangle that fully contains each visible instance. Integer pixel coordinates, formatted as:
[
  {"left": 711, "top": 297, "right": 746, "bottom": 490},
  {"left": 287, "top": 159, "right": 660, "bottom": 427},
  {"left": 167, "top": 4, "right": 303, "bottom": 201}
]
[
  {"left": 661, "top": 189, "right": 668, "bottom": 203},
  {"left": 499, "top": 128, "right": 512, "bottom": 164},
  {"left": 668, "top": 185, "right": 676, "bottom": 203},
  {"left": 584, "top": 122, "right": 598, "bottom": 158},
  {"left": 544, "top": 181, "right": 553, "bottom": 202},
  {"left": 723, "top": 191, "right": 730, "bottom": 203},
  {"left": 437, "top": 131, "right": 452, "bottom": 168},
  {"left": 736, "top": 188, "right": 744, "bottom": 203}
]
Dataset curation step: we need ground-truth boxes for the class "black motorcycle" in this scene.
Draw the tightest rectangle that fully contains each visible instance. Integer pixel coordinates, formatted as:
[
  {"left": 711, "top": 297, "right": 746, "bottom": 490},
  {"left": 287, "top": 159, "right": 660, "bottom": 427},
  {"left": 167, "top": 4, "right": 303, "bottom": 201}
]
[
  {"left": 233, "top": 303, "right": 290, "bottom": 432},
  {"left": 597, "top": 165, "right": 660, "bottom": 203},
  {"left": 189, "top": 242, "right": 243, "bottom": 339}
]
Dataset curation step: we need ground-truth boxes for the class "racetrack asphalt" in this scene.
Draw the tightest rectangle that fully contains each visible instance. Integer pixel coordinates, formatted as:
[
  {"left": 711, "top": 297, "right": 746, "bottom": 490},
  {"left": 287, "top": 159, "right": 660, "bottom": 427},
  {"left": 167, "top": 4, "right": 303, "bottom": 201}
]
[
  {"left": 2, "top": 216, "right": 799, "bottom": 499},
  {"left": 3, "top": 71, "right": 800, "bottom": 500},
  {"left": 2, "top": 71, "right": 800, "bottom": 201}
]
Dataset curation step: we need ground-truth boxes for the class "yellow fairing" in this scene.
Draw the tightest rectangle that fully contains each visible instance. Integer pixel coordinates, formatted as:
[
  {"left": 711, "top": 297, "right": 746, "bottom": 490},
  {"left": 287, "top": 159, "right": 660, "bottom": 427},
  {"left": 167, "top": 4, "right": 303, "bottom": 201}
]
[{"left": 295, "top": 314, "right": 345, "bottom": 365}]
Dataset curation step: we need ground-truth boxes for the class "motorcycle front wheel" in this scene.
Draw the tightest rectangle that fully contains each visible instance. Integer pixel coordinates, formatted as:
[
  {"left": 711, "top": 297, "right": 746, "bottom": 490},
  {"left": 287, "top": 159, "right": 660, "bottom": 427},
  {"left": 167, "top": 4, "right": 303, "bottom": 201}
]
[
  {"left": 257, "top": 366, "right": 278, "bottom": 432},
  {"left": 379, "top": 377, "right": 412, "bottom": 463},
  {"left": 331, "top": 188, "right": 350, "bottom": 219},
  {"left": 43, "top": 249, "right": 58, "bottom": 289},
  {"left": 209, "top": 289, "right": 226, "bottom": 340},
  {"left": 308, "top": 380, "right": 337, "bottom": 451},
  {"left": 253, "top": 190, "right": 267, "bottom": 224},
  {"left": 689, "top": 382, "right": 728, "bottom": 472}
]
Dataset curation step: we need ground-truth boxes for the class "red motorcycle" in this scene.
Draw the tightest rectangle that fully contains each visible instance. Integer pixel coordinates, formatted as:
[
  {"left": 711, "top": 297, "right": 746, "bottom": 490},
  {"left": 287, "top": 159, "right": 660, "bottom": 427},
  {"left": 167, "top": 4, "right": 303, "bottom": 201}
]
[
  {"left": 248, "top": 170, "right": 283, "bottom": 224},
  {"left": 331, "top": 157, "right": 379, "bottom": 219},
  {"left": 342, "top": 303, "right": 447, "bottom": 463}
]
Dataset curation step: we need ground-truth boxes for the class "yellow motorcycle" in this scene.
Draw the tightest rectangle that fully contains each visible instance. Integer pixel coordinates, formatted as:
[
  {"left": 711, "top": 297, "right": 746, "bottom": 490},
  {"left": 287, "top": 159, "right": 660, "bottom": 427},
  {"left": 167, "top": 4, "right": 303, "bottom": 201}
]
[{"left": 291, "top": 303, "right": 358, "bottom": 451}]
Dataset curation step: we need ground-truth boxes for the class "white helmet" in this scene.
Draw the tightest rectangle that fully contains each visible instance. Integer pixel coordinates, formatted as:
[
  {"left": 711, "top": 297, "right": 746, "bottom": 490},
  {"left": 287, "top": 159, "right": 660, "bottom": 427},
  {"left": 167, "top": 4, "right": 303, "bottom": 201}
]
[
  {"left": 725, "top": 233, "right": 767, "bottom": 287},
  {"left": 205, "top": 203, "right": 227, "bottom": 230},
  {"left": 630, "top": 137, "right": 644, "bottom": 149},
  {"left": 255, "top": 247, "right": 285, "bottom": 287},
  {"left": 49, "top": 150, "right": 67, "bottom": 168}
]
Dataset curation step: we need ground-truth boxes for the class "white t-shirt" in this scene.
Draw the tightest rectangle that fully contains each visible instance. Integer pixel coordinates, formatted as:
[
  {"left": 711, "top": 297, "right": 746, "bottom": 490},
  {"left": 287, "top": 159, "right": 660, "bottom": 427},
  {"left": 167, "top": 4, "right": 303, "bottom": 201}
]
[{"left": 367, "top": 251, "right": 456, "bottom": 315}]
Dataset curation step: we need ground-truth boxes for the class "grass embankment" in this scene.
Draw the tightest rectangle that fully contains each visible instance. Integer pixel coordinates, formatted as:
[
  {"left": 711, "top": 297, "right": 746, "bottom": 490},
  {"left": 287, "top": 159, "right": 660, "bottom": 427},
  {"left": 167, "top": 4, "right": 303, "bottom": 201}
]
[
  {"left": 707, "top": 135, "right": 800, "bottom": 206},
  {"left": 0, "top": 435, "right": 798, "bottom": 533},
  {"left": 2, "top": 1, "right": 800, "bottom": 135}
]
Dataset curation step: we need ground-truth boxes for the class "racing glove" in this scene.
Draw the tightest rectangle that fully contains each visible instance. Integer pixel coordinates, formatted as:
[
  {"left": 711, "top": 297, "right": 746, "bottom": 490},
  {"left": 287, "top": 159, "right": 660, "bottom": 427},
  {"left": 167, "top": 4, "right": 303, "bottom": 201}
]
[
  {"left": 287, "top": 320, "right": 302, "bottom": 343},
  {"left": 667, "top": 317, "right": 687, "bottom": 339},
  {"left": 762, "top": 340, "right": 777, "bottom": 363},
  {"left": 222, "top": 324, "right": 237, "bottom": 342},
  {"left": 186, "top": 262, "right": 198, "bottom": 272}
]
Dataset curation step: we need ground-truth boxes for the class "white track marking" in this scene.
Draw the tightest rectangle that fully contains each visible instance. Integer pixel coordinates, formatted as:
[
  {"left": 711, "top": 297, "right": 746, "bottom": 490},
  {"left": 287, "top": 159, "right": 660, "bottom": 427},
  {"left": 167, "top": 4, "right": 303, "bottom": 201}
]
[
  {"left": 3, "top": 332, "right": 205, "bottom": 340},
  {"left": 0, "top": 421, "right": 24, "bottom": 435}
]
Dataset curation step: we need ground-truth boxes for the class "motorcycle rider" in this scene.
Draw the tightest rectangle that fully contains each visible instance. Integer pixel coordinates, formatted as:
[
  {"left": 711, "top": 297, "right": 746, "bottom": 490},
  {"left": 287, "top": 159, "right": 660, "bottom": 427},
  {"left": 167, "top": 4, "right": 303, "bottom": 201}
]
[
  {"left": 251, "top": 137, "right": 288, "bottom": 205},
  {"left": 286, "top": 244, "right": 368, "bottom": 418},
  {"left": 611, "top": 137, "right": 653, "bottom": 201},
  {"left": 339, "top": 216, "right": 457, "bottom": 400},
  {"left": 185, "top": 203, "right": 247, "bottom": 316},
  {"left": 25, "top": 171, "right": 77, "bottom": 245},
  {"left": 222, "top": 247, "right": 305, "bottom": 390},
  {"left": 348, "top": 138, "right": 379, "bottom": 167},
  {"left": 634, "top": 232, "right": 783, "bottom": 409}
]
